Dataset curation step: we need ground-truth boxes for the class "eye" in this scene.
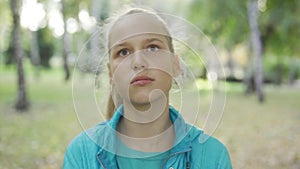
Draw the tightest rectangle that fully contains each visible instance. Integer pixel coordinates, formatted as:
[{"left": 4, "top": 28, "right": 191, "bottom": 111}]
[
  {"left": 117, "top": 49, "right": 131, "bottom": 57},
  {"left": 147, "top": 45, "right": 160, "bottom": 52}
]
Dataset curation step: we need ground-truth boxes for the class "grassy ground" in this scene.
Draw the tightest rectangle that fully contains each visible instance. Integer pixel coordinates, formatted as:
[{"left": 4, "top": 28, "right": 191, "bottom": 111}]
[
  {"left": 0, "top": 67, "right": 299, "bottom": 169},
  {"left": 0, "top": 67, "right": 82, "bottom": 169},
  {"left": 215, "top": 85, "right": 300, "bottom": 169}
]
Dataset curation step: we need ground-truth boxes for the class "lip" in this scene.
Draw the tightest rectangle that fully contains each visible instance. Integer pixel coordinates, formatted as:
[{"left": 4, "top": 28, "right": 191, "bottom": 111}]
[{"left": 130, "top": 75, "right": 154, "bottom": 85}]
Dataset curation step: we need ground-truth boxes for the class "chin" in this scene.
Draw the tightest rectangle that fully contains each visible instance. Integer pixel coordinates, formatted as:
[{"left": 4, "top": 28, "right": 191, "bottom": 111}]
[
  {"left": 130, "top": 96, "right": 151, "bottom": 105},
  {"left": 131, "top": 94, "right": 166, "bottom": 106}
]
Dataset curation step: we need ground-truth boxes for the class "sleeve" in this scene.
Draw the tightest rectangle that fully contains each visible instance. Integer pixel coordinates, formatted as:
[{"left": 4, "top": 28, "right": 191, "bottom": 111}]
[
  {"left": 197, "top": 134, "right": 233, "bottom": 169},
  {"left": 62, "top": 135, "right": 85, "bottom": 169},
  {"left": 217, "top": 146, "right": 232, "bottom": 169}
]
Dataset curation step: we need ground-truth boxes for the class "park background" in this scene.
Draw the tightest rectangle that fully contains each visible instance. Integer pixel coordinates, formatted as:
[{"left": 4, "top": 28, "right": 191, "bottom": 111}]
[{"left": 0, "top": 0, "right": 300, "bottom": 168}]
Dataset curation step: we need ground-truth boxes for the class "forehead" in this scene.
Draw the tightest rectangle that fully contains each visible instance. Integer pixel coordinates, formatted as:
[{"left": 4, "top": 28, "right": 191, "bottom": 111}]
[{"left": 109, "top": 13, "right": 169, "bottom": 47}]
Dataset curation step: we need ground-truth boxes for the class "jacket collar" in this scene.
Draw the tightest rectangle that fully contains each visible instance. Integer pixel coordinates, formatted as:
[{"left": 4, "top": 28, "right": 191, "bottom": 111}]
[{"left": 96, "top": 105, "right": 195, "bottom": 168}]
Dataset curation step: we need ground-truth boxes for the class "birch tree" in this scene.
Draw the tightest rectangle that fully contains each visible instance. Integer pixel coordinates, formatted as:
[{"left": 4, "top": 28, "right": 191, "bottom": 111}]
[
  {"left": 10, "top": 0, "right": 30, "bottom": 111},
  {"left": 248, "top": 0, "right": 264, "bottom": 102}
]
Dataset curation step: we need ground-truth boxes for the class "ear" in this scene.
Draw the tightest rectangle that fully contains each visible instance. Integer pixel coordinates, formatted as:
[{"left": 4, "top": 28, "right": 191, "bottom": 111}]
[
  {"left": 172, "top": 54, "right": 181, "bottom": 77},
  {"left": 107, "top": 63, "right": 112, "bottom": 84}
]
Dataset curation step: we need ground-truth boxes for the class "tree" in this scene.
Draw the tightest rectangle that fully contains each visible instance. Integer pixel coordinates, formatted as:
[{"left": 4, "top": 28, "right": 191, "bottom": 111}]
[
  {"left": 188, "top": 0, "right": 249, "bottom": 76},
  {"left": 188, "top": 0, "right": 266, "bottom": 102},
  {"left": 248, "top": 0, "right": 264, "bottom": 102},
  {"left": 60, "top": 0, "right": 91, "bottom": 80},
  {"left": 260, "top": 0, "right": 300, "bottom": 85},
  {"left": 30, "top": 30, "right": 41, "bottom": 78},
  {"left": 10, "top": 0, "right": 29, "bottom": 111},
  {"left": 30, "top": 31, "right": 40, "bottom": 67},
  {"left": 61, "top": 0, "right": 71, "bottom": 81},
  {"left": 90, "top": 0, "right": 110, "bottom": 74},
  {"left": 0, "top": 1, "right": 11, "bottom": 62},
  {"left": 37, "top": 28, "right": 55, "bottom": 68}
]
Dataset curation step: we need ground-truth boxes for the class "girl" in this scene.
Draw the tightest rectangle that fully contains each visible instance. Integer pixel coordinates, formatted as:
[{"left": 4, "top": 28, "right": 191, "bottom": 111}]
[{"left": 64, "top": 7, "right": 232, "bottom": 169}]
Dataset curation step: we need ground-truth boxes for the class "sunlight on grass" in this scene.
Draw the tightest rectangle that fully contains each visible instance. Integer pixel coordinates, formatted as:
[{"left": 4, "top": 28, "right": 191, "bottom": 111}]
[{"left": 196, "top": 78, "right": 213, "bottom": 91}]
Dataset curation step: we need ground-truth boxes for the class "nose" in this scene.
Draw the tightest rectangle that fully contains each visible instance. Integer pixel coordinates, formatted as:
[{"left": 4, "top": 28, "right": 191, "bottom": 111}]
[{"left": 131, "top": 50, "right": 148, "bottom": 71}]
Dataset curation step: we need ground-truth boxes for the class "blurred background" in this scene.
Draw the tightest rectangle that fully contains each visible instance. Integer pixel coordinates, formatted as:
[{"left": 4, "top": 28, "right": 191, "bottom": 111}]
[{"left": 0, "top": 0, "right": 299, "bottom": 168}]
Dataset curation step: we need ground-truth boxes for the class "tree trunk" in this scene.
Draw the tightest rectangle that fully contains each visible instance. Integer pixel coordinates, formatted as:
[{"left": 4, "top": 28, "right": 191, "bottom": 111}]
[
  {"left": 244, "top": 63, "right": 255, "bottom": 94},
  {"left": 30, "top": 31, "right": 40, "bottom": 66},
  {"left": 227, "top": 49, "right": 234, "bottom": 78},
  {"left": 30, "top": 30, "right": 41, "bottom": 78},
  {"left": 61, "top": 0, "right": 70, "bottom": 81},
  {"left": 248, "top": 0, "right": 264, "bottom": 103},
  {"left": 274, "top": 62, "right": 282, "bottom": 85},
  {"left": 63, "top": 32, "right": 71, "bottom": 81},
  {"left": 244, "top": 42, "right": 257, "bottom": 95},
  {"left": 90, "top": 0, "right": 102, "bottom": 74},
  {"left": 288, "top": 58, "right": 298, "bottom": 85},
  {"left": 10, "top": 0, "right": 29, "bottom": 111}
]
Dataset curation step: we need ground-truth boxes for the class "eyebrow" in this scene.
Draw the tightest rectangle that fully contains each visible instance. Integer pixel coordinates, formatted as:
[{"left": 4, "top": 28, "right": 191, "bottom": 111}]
[
  {"left": 109, "top": 42, "right": 128, "bottom": 53},
  {"left": 145, "top": 37, "right": 166, "bottom": 44},
  {"left": 110, "top": 37, "right": 167, "bottom": 52},
  {"left": 112, "top": 42, "right": 128, "bottom": 48}
]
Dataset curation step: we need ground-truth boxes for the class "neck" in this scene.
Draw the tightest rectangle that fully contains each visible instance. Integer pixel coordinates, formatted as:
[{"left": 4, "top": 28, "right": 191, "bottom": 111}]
[
  {"left": 120, "top": 98, "right": 172, "bottom": 137},
  {"left": 117, "top": 99, "right": 175, "bottom": 152}
]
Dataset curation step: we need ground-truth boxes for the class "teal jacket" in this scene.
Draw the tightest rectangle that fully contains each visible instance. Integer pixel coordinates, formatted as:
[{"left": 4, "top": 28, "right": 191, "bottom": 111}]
[{"left": 63, "top": 106, "right": 232, "bottom": 169}]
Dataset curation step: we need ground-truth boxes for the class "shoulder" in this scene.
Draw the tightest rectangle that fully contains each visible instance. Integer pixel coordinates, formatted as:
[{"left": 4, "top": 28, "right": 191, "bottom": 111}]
[
  {"left": 65, "top": 131, "right": 98, "bottom": 152},
  {"left": 65, "top": 121, "right": 110, "bottom": 152},
  {"left": 63, "top": 122, "right": 109, "bottom": 168},
  {"left": 189, "top": 126, "right": 232, "bottom": 168},
  {"left": 63, "top": 132, "right": 99, "bottom": 167}
]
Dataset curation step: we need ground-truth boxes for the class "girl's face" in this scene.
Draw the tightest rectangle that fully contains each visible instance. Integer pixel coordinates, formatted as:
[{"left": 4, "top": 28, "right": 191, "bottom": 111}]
[{"left": 108, "top": 13, "right": 178, "bottom": 106}]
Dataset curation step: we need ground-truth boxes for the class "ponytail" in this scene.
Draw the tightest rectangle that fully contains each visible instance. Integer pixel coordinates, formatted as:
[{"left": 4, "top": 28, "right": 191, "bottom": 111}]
[{"left": 106, "top": 93, "right": 116, "bottom": 119}]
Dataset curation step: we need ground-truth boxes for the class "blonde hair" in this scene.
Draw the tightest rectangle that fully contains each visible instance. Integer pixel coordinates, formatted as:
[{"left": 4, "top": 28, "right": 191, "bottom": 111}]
[{"left": 105, "top": 7, "right": 175, "bottom": 119}]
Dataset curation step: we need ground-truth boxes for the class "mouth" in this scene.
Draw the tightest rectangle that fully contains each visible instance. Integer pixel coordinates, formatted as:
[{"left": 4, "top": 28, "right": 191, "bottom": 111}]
[{"left": 130, "top": 75, "right": 154, "bottom": 85}]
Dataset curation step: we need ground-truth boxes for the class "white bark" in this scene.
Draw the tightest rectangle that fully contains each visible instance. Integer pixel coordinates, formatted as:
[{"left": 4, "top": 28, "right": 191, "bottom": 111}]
[
  {"left": 11, "top": 0, "right": 29, "bottom": 110},
  {"left": 248, "top": 0, "right": 264, "bottom": 102}
]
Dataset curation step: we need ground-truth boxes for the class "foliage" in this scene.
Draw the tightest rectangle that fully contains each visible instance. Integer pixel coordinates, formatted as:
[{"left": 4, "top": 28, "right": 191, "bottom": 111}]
[
  {"left": 263, "top": 55, "right": 289, "bottom": 84},
  {"left": 0, "top": 0, "right": 11, "bottom": 53},
  {"left": 188, "top": 0, "right": 249, "bottom": 49},
  {"left": 260, "top": 0, "right": 300, "bottom": 57},
  {"left": 263, "top": 56, "right": 300, "bottom": 84},
  {"left": 188, "top": 0, "right": 300, "bottom": 58},
  {"left": 3, "top": 28, "right": 55, "bottom": 68},
  {"left": 61, "top": 0, "right": 83, "bottom": 19},
  {"left": 1, "top": 0, "right": 299, "bottom": 82},
  {"left": 37, "top": 28, "right": 55, "bottom": 68},
  {"left": 187, "top": 0, "right": 300, "bottom": 85},
  {"left": 99, "top": 0, "right": 110, "bottom": 21}
]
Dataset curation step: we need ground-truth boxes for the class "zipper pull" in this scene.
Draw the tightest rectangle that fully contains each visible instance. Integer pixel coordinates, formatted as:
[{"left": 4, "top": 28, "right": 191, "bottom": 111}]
[{"left": 186, "top": 162, "right": 190, "bottom": 169}]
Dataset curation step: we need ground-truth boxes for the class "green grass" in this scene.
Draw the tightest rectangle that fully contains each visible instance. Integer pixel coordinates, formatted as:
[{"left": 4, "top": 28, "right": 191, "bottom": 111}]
[
  {"left": 215, "top": 85, "right": 300, "bottom": 169},
  {"left": 1, "top": 66, "right": 300, "bottom": 168},
  {"left": 0, "top": 67, "right": 82, "bottom": 169}
]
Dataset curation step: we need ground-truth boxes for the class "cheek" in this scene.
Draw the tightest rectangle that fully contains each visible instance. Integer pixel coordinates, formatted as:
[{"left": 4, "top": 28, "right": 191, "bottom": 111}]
[
  {"left": 110, "top": 60, "right": 132, "bottom": 86},
  {"left": 165, "top": 75, "right": 173, "bottom": 89},
  {"left": 110, "top": 60, "right": 124, "bottom": 76},
  {"left": 147, "top": 52, "right": 174, "bottom": 74},
  {"left": 157, "top": 71, "right": 173, "bottom": 90}
]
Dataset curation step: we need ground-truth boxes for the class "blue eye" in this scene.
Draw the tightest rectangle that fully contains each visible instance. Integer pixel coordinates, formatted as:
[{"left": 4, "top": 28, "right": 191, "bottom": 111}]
[
  {"left": 118, "top": 49, "right": 130, "bottom": 57},
  {"left": 147, "top": 45, "right": 159, "bottom": 52}
]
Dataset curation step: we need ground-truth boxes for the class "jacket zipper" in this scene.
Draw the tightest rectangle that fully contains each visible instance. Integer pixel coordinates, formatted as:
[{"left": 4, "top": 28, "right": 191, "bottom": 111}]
[
  {"left": 160, "top": 148, "right": 192, "bottom": 169},
  {"left": 97, "top": 154, "right": 107, "bottom": 169}
]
